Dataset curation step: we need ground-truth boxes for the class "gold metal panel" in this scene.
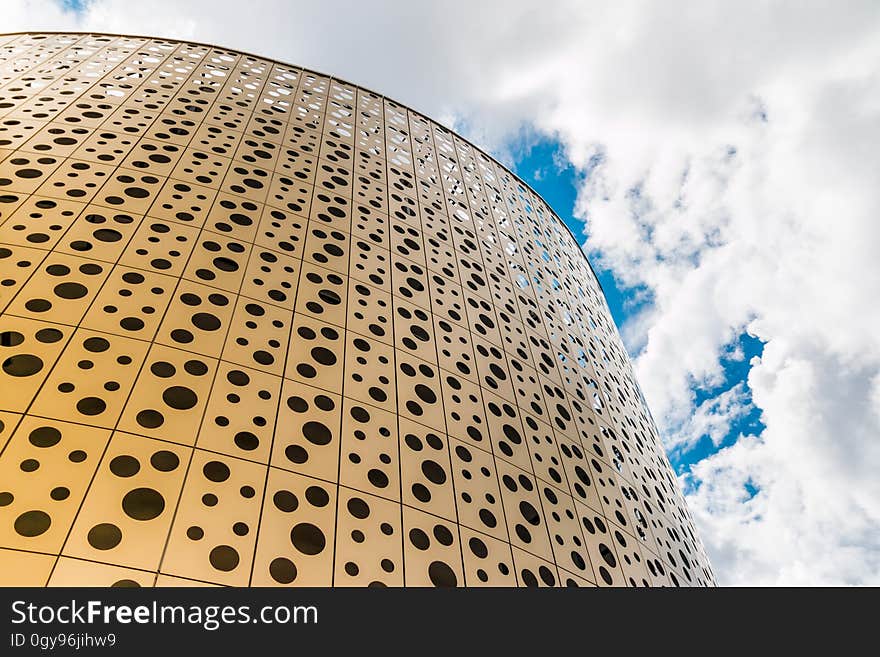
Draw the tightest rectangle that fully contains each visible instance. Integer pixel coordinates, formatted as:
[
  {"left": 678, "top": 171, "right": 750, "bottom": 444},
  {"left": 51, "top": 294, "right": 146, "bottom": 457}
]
[
  {"left": 0, "top": 152, "right": 64, "bottom": 195},
  {"left": 283, "top": 124, "right": 320, "bottom": 152},
  {"left": 118, "top": 217, "right": 199, "bottom": 276},
  {"left": 234, "top": 136, "right": 280, "bottom": 171},
  {"left": 390, "top": 220, "right": 425, "bottom": 266},
  {"left": 118, "top": 139, "right": 182, "bottom": 177},
  {"left": 167, "top": 148, "right": 228, "bottom": 189},
  {"left": 191, "top": 122, "right": 244, "bottom": 159},
  {"left": 70, "top": 128, "right": 139, "bottom": 165},
  {"left": 398, "top": 418, "right": 456, "bottom": 520},
  {"left": 0, "top": 417, "right": 110, "bottom": 553},
  {"left": 538, "top": 485, "right": 596, "bottom": 582},
  {"left": 391, "top": 253, "right": 430, "bottom": 310},
  {"left": 401, "top": 506, "right": 463, "bottom": 587},
  {"left": 395, "top": 352, "right": 446, "bottom": 431},
  {"left": 335, "top": 488, "right": 403, "bottom": 587},
  {"left": 575, "top": 500, "right": 628, "bottom": 587},
  {"left": 0, "top": 243, "right": 43, "bottom": 310},
  {"left": 49, "top": 558, "right": 154, "bottom": 587},
  {"left": 284, "top": 313, "right": 344, "bottom": 393},
  {"left": 247, "top": 115, "right": 288, "bottom": 147},
  {"left": 271, "top": 378, "right": 341, "bottom": 482},
  {"left": 276, "top": 145, "right": 317, "bottom": 186},
  {"left": 148, "top": 179, "right": 217, "bottom": 228},
  {"left": 0, "top": 547, "right": 55, "bottom": 586},
  {"left": 642, "top": 547, "right": 673, "bottom": 587},
  {"left": 522, "top": 412, "right": 568, "bottom": 492},
  {"left": 592, "top": 457, "right": 638, "bottom": 534},
  {"left": 0, "top": 195, "right": 85, "bottom": 249},
  {"left": 607, "top": 519, "right": 652, "bottom": 587},
  {"left": 457, "top": 253, "right": 492, "bottom": 302},
  {"left": 253, "top": 203, "right": 306, "bottom": 258},
  {"left": 428, "top": 272, "right": 467, "bottom": 327},
  {"left": 161, "top": 451, "right": 264, "bottom": 585},
  {"left": 80, "top": 265, "right": 176, "bottom": 341},
  {"left": 0, "top": 33, "right": 713, "bottom": 587},
  {"left": 196, "top": 362, "right": 281, "bottom": 463},
  {"left": 251, "top": 467, "right": 336, "bottom": 586},
  {"left": 54, "top": 205, "right": 144, "bottom": 263},
  {"left": 343, "top": 333, "right": 396, "bottom": 413},
  {"left": 303, "top": 223, "right": 349, "bottom": 273},
  {"left": 349, "top": 238, "right": 391, "bottom": 291},
  {"left": 495, "top": 460, "right": 554, "bottom": 562},
  {"left": 0, "top": 119, "right": 48, "bottom": 154},
  {"left": 388, "top": 192, "right": 419, "bottom": 231},
  {"left": 34, "top": 158, "right": 117, "bottom": 204},
  {"left": 459, "top": 526, "right": 517, "bottom": 587},
  {"left": 510, "top": 359, "right": 551, "bottom": 418},
  {"left": 117, "top": 344, "right": 216, "bottom": 445},
  {"left": 155, "top": 574, "right": 218, "bottom": 587},
  {"left": 223, "top": 163, "right": 272, "bottom": 205},
  {"left": 240, "top": 246, "right": 300, "bottom": 309},
  {"left": 181, "top": 235, "right": 251, "bottom": 293},
  {"left": 266, "top": 173, "right": 313, "bottom": 218},
  {"left": 350, "top": 205, "right": 389, "bottom": 249},
  {"left": 392, "top": 296, "right": 436, "bottom": 360},
  {"left": 511, "top": 546, "right": 561, "bottom": 587},
  {"left": 472, "top": 335, "right": 514, "bottom": 401},
  {"left": 339, "top": 398, "right": 399, "bottom": 500},
  {"left": 220, "top": 296, "right": 291, "bottom": 376},
  {"left": 0, "top": 190, "right": 27, "bottom": 224},
  {"left": 449, "top": 437, "right": 508, "bottom": 542},
  {"left": 556, "top": 435, "right": 604, "bottom": 513},
  {"left": 155, "top": 283, "right": 234, "bottom": 357},
  {"left": 141, "top": 115, "right": 197, "bottom": 147},
  {"left": 0, "top": 410, "right": 19, "bottom": 450},
  {"left": 294, "top": 262, "right": 347, "bottom": 327},
  {"left": 353, "top": 174, "right": 385, "bottom": 215},
  {"left": 196, "top": 191, "right": 264, "bottom": 242},
  {"left": 483, "top": 389, "right": 532, "bottom": 472},
  {"left": 30, "top": 328, "right": 149, "bottom": 428},
  {"left": 439, "top": 369, "right": 488, "bottom": 446},
  {"left": 346, "top": 277, "right": 392, "bottom": 344},
  {"left": 434, "top": 316, "right": 477, "bottom": 382},
  {"left": 55, "top": 99, "right": 119, "bottom": 129},
  {"left": 0, "top": 315, "right": 70, "bottom": 412},
  {"left": 4, "top": 252, "right": 109, "bottom": 326},
  {"left": 63, "top": 431, "right": 190, "bottom": 571}
]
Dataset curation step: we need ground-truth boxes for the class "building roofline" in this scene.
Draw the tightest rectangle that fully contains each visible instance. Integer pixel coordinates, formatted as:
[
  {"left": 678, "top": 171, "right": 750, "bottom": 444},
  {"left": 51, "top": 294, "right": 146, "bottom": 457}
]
[{"left": 0, "top": 30, "right": 606, "bottom": 298}]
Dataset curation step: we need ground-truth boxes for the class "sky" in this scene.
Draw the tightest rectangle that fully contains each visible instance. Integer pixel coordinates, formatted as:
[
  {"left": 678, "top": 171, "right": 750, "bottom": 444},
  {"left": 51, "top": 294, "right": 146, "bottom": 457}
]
[{"left": 4, "top": 0, "right": 879, "bottom": 586}]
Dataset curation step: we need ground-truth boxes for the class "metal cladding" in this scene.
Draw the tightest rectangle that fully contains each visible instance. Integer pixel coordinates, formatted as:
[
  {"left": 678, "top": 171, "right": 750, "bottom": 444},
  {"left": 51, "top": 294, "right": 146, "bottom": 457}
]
[{"left": 0, "top": 33, "right": 713, "bottom": 587}]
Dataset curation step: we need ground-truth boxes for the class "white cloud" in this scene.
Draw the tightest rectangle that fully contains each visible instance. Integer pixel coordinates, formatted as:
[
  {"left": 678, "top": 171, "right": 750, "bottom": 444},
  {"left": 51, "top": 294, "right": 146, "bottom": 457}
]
[
  {"left": 4, "top": 0, "right": 879, "bottom": 585},
  {"left": 666, "top": 382, "right": 753, "bottom": 455}
]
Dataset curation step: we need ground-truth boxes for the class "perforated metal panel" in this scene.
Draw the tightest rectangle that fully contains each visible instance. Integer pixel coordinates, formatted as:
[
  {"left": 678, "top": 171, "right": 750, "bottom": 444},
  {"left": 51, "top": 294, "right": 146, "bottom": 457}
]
[{"left": 0, "top": 32, "right": 714, "bottom": 587}]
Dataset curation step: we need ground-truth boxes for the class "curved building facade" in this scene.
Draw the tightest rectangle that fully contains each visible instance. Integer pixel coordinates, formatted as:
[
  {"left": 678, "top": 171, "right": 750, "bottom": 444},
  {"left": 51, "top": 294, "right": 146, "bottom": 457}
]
[{"left": 0, "top": 32, "right": 713, "bottom": 587}]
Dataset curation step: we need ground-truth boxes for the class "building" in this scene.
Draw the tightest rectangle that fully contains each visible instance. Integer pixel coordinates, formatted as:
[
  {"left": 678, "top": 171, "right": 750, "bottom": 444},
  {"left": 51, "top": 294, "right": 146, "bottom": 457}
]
[{"left": 0, "top": 32, "right": 714, "bottom": 586}]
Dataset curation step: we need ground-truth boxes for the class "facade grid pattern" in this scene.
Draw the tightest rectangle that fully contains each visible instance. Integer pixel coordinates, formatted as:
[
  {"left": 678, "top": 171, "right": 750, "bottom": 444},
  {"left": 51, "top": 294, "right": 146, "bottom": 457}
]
[{"left": 0, "top": 33, "right": 714, "bottom": 587}]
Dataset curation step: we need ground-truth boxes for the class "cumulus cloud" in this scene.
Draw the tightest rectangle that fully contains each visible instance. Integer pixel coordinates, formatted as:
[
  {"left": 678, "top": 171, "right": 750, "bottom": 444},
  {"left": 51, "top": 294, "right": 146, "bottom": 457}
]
[
  {"left": 666, "top": 382, "right": 753, "bottom": 455},
  {"left": 5, "top": 0, "right": 879, "bottom": 585}
]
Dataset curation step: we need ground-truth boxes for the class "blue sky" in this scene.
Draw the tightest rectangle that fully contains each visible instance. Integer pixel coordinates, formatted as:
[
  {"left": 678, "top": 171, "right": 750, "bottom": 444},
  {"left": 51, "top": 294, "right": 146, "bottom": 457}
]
[
  {"left": 48, "top": 0, "right": 747, "bottom": 490},
  {"left": 16, "top": 0, "right": 880, "bottom": 585},
  {"left": 512, "top": 136, "right": 765, "bottom": 478},
  {"left": 512, "top": 137, "right": 629, "bottom": 326},
  {"left": 40, "top": 0, "right": 765, "bottom": 489}
]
